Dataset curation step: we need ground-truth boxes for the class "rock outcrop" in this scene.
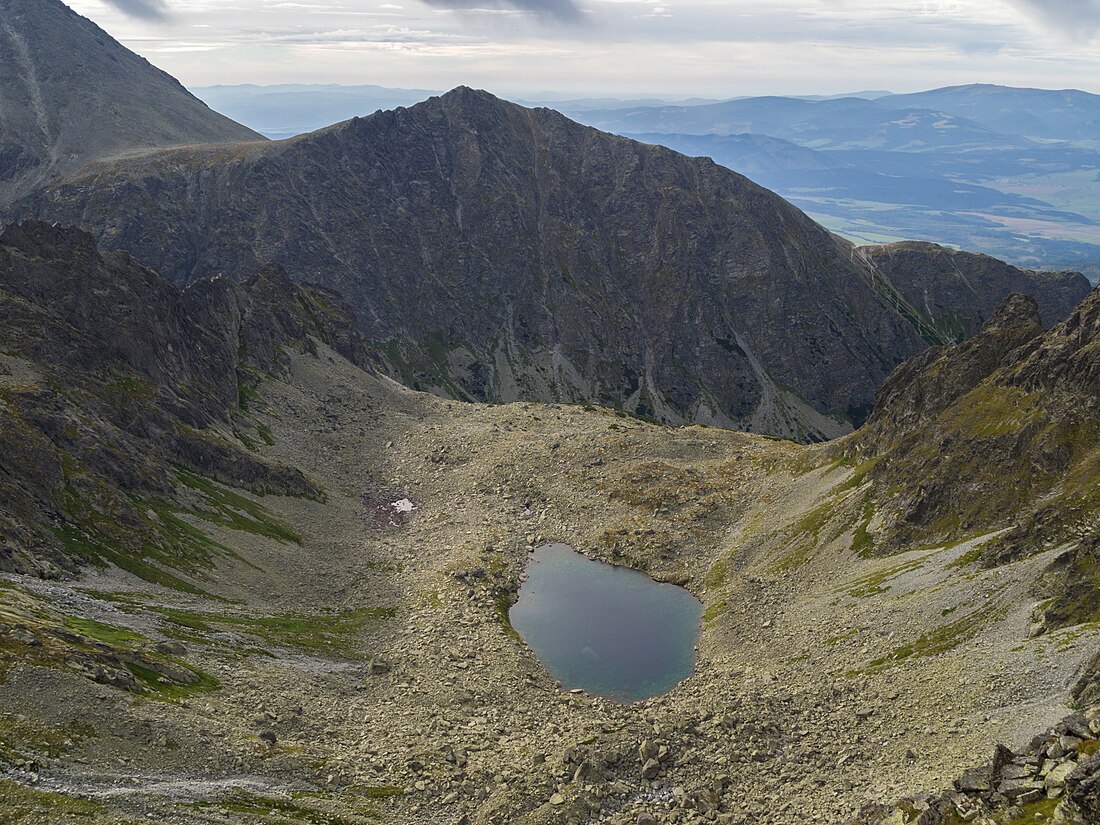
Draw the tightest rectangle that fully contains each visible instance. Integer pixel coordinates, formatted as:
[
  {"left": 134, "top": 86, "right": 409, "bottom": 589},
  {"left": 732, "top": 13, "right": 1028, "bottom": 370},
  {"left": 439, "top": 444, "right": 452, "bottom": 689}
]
[
  {"left": 855, "top": 708, "right": 1100, "bottom": 825},
  {"left": 840, "top": 285, "right": 1100, "bottom": 560}
]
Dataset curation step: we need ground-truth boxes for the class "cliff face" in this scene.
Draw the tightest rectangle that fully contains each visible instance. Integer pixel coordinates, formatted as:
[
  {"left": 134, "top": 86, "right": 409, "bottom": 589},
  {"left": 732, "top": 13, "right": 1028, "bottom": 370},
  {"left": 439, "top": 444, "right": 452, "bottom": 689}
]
[
  {"left": 0, "top": 221, "right": 359, "bottom": 579},
  {"left": 15, "top": 88, "right": 1088, "bottom": 440},
  {"left": 0, "top": 0, "right": 262, "bottom": 206}
]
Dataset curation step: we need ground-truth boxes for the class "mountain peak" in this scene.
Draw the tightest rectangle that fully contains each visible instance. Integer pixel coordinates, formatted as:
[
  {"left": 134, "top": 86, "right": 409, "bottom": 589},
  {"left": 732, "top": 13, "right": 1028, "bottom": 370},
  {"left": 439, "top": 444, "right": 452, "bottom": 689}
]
[
  {"left": 436, "top": 85, "right": 525, "bottom": 115},
  {"left": 441, "top": 85, "right": 495, "bottom": 100},
  {"left": 0, "top": 0, "right": 262, "bottom": 206},
  {"left": 1005, "top": 285, "right": 1100, "bottom": 401}
]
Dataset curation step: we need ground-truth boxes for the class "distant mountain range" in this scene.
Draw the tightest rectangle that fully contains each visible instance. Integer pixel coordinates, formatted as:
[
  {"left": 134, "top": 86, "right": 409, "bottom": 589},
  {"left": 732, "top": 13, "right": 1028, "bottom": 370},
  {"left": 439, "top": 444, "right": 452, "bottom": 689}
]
[
  {"left": 879, "top": 84, "right": 1100, "bottom": 142},
  {"left": 570, "top": 87, "right": 1100, "bottom": 278},
  {"left": 571, "top": 95, "right": 1032, "bottom": 151},
  {"left": 190, "top": 82, "right": 1100, "bottom": 278}
]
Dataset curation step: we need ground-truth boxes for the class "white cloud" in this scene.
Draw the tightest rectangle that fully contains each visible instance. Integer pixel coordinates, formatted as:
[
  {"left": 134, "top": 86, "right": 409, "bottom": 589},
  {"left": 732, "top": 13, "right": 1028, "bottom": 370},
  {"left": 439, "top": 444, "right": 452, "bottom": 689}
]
[{"left": 64, "top": 0, "right": 1100, "bottom": 95}]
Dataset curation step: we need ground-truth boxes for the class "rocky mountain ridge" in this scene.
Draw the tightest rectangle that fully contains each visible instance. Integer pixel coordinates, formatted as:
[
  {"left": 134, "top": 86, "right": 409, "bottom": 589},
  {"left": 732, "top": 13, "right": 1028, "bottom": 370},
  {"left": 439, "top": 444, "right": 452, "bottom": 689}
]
[
  {"left": 10, "top": 85, "right": 1091, "bottom": 440},
  {"left": 860, "top": 242, "right": 1091, "bottom": 337},
  {"left": 844, "top": 283, "right": 1100, "bottom": 571}
]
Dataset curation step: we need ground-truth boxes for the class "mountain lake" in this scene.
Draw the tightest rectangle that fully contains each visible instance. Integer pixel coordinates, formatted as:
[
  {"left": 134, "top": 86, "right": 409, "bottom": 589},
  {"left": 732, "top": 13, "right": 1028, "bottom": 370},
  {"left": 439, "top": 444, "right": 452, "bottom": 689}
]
[{"left": 509, "top": 544, "right": 703, "bottom": 702}]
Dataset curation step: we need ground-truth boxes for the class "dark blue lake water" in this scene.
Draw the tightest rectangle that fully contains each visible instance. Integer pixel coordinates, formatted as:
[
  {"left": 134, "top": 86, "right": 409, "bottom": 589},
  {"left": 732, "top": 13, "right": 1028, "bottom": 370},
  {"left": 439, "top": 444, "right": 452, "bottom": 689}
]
[{"left": 509, "top": 544, "right": 703, "bottom": 702}]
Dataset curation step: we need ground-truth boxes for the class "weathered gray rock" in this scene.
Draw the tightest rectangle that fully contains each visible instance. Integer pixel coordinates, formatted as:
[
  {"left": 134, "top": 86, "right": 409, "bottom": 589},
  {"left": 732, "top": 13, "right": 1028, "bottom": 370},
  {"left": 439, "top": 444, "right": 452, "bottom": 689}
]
[
  {"left": 1046, "top": 760, "right": 1076, "bottom": 790},
  {"left": 954, "top": 767, "right": 992, "bottom": 794},
  {"left": 998, "top": 778, "right": 1044, "bottom": 800}
]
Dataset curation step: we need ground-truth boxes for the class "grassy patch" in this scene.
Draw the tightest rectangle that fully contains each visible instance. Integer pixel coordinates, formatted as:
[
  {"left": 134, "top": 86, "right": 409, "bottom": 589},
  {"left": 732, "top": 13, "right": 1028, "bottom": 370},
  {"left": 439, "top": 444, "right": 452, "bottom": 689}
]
[
  {"left": 144, "top": 498, "right": 231, "bottom": 558},
  {"left": 0, "top": 779, "right": 128, "bottom": 823},
  {"left": 946, "top": 545, "right": 985, "bottom": 570},
  {"left": 795, "top": 501, "right": 833, "bottom": 538},
  {"left": 62, "top": 617, "right": 147, "bottom": 647},
  {"left": 769, "top": 500, "right": 837, "bottom": 573},
  {"left": 952, "top": 383, "right": 1047, "bottom": 439},
  {"left": 52, "top": 522, "right": 212, "bottom": 598},
  {"left": 174, "top": 468, "right": 301, "bottom": 544},
  {"left": 999, "top": 796, "right": 1059, "bottom": 823},
  {"left": 703, "top": 599, "right": 728, "bottom": 624},
  {"left": 126, "top": 660, "right": 220, "bottom": 702},
  {"left": 256, "top": 423, "right": 276, "bottom": 446},
  {"left": 855, "top": 606, "right": 1002, "bottom": 673},
  {"left": 704, "top": 557, "right": 729, "bottom": 590},
  {"left": 206, "top": 790, "right": 379, "bottom": 824},
  {"left": 157, "top": 606, "right": 394, "bottom": 658},
  {"left": 1077, "top": 737, "right": 1100, "bottom": 758},
  {"left": 234, "top": 429, "right": 258, "bottom": 452},
  {"left": 847, "top": 557, "right": 924, "bottom": 598},
  {"left": 495, "top": 594, "right": 521, "bottom": 642},
  {"left": 851, "top": 496, "right": 875, "bottom": 557},
  {"left": 829, "top": 457, "right": 882, "bottom": 496},
  {"left": 825, "top": 627, "right": 860, "bottom": 646},
  {"left": 236, "top": 378, "right": 260, "bottom": 411}
]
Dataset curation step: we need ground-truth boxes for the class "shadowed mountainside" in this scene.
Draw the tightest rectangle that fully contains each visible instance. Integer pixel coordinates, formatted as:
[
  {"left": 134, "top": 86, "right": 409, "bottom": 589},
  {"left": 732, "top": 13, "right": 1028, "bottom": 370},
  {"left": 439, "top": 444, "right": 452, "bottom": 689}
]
[
  {"left": 860, "top": 242, "right": 1090, "bottom": 339},
  {"left": 0, "top": 220, "right": 361, "bottom": 580}
]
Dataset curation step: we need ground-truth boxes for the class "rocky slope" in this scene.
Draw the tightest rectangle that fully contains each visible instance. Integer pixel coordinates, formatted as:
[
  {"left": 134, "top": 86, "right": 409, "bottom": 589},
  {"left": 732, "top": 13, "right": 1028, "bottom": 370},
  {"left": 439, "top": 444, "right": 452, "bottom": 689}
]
[
  {"left": 839, "top": 284, "right": 1100, "bottom": 575},
  {"left": 0, "top": 0, "right": 262, "bottom": 206},
  {"left": 857, "top": 707, "right": 1100, "bottom": 824},
  {"left": 1, "top": 226, "right": 1098, "bottom": 825},
  {"left": 9, "top": 78, "right": 1088, "bottom": 439}
]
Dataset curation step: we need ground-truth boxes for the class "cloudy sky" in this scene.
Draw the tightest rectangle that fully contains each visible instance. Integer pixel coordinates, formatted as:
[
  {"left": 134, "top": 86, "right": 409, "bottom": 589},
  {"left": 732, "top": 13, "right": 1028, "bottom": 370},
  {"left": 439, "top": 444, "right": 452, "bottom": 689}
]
[{"left": 67, "top": 0, "right": 1100, "bottom": 96}]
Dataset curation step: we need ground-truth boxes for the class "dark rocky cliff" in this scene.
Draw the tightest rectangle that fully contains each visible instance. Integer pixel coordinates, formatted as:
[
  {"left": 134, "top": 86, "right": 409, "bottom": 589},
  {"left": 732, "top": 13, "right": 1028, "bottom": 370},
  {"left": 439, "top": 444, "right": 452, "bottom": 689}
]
[{"left": 862, "top": 241, "right": 1089, "bottom": 338}]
